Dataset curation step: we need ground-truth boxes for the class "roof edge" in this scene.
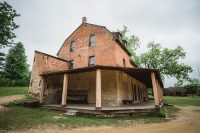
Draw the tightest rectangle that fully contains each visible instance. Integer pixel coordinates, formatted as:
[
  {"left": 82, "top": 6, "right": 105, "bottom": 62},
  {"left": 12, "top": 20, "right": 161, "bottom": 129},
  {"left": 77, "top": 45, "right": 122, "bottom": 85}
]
[
  {"left": 35, "top": 50, "right": 68, "bottom": 62},
  {"left": 40, "top": 65, "right": 163, "bottom": 87}
]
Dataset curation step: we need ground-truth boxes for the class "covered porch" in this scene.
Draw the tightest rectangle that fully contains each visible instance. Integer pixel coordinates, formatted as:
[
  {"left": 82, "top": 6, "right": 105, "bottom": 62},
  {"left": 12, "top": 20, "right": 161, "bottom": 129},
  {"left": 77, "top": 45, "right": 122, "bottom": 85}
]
[{"left": 39, "top": 65, "right": 164, "bottom": 114}]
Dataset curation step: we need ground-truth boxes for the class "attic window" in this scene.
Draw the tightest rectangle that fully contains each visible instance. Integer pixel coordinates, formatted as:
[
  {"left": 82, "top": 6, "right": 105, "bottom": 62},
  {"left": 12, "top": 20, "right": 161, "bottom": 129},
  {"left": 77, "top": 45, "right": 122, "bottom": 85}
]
[
  {"left": 88, "top": 56, "right": 95, "bottom": 66},
  {"left": 68, "top": 60, "right": 74, "bottom": 69},
  {"left": 89, "top": 35, "right": 96, "bottom": 47},
  {"left": 118, "top": 34, "right": 122, "bottom": 40},
  {"left": 70, "top": 41, "right": 76, "bottom": 51}
]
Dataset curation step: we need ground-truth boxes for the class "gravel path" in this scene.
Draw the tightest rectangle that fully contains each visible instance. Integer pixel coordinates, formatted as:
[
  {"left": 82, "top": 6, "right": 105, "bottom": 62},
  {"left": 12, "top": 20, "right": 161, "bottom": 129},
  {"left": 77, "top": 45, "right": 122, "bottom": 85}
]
[{"left": 0, "top": 95, "right": 25, "bottom": 112}]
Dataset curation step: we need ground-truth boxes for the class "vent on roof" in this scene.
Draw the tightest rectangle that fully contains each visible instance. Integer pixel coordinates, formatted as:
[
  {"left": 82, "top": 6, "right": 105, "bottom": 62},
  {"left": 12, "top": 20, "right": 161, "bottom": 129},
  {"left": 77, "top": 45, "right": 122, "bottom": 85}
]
[
  {"left": 82, "top": 17, "right": 87, "bottom": 23},
  {"left": 112, "top": 32, "right": 122, "bottom": 41}
]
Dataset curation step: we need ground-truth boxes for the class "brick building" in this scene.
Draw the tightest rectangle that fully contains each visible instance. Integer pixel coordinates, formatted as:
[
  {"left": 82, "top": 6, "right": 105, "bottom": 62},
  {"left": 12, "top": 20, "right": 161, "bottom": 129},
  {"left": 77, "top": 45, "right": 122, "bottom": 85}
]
[
  {"left": 163, "top": 87, "right": 188, "bottom": 96},
  {"left": 29, "top": 17, "right": 163, "bottom": 113}
]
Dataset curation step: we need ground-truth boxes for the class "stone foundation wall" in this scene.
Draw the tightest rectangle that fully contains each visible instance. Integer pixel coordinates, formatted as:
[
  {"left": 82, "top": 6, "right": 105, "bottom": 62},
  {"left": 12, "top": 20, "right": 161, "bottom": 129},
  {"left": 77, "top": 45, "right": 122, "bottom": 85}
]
[{"left": 29, "top": 51, "right": 68, "bottom": 100}]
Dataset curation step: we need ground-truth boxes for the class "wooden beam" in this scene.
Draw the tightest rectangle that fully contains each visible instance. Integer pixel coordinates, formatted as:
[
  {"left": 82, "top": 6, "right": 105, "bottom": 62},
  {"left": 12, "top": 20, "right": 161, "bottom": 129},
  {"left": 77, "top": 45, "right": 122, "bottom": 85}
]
[
  {"left": 39, "top": 77, "right": 44, "bottom": 104},
  {"left": 151, "top": 72, "right": 159, "bottom": 107},
  {"left": 96, "top": 69, "right": 102, "bottom": 109},
  {"left": 61, "top": 74, "right": 68, "bottom": 106}
]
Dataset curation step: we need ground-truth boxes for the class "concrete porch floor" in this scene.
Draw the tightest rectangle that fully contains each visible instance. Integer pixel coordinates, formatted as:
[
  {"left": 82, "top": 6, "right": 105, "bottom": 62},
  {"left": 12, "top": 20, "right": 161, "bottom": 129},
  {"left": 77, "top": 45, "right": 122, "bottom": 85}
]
[{"left": 42, "top": 101, "right": 160, "bottom": 115}]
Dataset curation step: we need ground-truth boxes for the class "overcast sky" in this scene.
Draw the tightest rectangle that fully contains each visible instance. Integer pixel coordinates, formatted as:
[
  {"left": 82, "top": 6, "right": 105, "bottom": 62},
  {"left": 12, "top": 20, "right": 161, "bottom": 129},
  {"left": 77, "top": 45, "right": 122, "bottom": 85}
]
[{"left": 1, "top": 0, "right": 200, "bottom": 87}]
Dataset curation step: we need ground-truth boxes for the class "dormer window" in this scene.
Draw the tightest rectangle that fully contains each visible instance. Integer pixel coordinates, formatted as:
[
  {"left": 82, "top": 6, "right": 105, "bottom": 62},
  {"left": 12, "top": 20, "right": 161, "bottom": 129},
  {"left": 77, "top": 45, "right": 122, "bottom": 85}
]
[
  {"left": 89, "top": 34, "right": 96, "bottom": 47},
  {"left": 70, "top": 41, "right": 76, "bottom": 51},
  {"left": 118, "top": 34, "right": 122, "bottom": 41},
  {"left": 122, "top": 40, "right": 127, "bottom": 47}
]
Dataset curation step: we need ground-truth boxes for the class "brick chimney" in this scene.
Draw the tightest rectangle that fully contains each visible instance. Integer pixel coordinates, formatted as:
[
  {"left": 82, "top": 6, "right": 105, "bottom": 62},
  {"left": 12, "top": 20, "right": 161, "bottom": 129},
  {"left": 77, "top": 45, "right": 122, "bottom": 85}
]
[{"left": 82, "top": 17, "right": 87, "bottom": 23}]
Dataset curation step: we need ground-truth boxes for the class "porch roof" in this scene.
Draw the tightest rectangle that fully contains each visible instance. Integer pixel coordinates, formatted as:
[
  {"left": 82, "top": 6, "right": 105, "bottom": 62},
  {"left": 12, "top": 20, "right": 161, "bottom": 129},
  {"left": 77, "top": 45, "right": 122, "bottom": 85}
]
[{"left": 40, "top": 65, "right": 163, "bottom": 88}]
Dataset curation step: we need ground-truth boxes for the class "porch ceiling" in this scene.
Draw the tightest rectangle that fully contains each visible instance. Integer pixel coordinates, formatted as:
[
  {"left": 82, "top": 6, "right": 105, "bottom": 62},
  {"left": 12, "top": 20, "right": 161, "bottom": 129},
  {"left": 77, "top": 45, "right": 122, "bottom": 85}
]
[{"left": 41, "top": 65, "right": 163, "bottom": 88}]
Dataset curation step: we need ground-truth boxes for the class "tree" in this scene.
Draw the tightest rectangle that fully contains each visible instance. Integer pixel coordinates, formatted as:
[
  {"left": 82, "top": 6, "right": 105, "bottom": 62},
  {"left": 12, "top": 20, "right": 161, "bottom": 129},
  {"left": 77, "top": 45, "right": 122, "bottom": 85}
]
[
  {"left": 0, "top": 1, "right": 20, "bottom": 48},
  {"left": 0, "top": 1, "right": 20, "bottom": 70},
  {"left": 4, "top": 42, "right": 29, "bottom": 86},
  {"left": 139, "top": 42, "right": 193, "bottom": 84},
  {"left": 117, "top": 26, "right": 140, "bottom": 65},
  {"left": 185, "top": 78, "right": 200, "bottom": 96},
  {"left": 117, "top": 26, "right": 193, "bottom": 84},
  {"left": 0, "top": 52, "right": 5, "bottom": 70}
]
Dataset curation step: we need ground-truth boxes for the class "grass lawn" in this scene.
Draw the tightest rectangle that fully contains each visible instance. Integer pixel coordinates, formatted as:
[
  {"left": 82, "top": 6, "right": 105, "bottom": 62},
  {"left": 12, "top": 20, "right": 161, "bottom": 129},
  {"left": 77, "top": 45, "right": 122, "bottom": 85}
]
[
  {"left": 0, "top": 97, "right": 171, "bottom": 131},
  {"left": 0, "top": 87, "right": 28, "bottom": 97},
  {"left": 164, "top": 96, "right": 200, "bottom": 106},
  {"left": 0, "top": 87, "right": 183, "bottom": 131}
]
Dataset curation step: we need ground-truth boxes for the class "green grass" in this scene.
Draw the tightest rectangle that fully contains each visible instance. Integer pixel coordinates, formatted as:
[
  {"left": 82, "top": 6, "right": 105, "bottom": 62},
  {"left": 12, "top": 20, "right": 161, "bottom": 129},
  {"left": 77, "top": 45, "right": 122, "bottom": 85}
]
[
  {"left": 164, "top": 96, "right": 200, "bottom": 106},
  {"left": 0, "top": 97, "right": 168, "bottom": 131},
  {"left": 0, "top": 87, "right": 28, "bottom": 97}
]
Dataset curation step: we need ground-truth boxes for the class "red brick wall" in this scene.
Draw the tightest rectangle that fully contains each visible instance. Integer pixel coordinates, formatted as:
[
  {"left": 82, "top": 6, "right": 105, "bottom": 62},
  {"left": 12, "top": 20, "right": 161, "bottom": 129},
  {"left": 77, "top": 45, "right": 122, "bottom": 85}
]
[
  {"left": 31, "top": 51, "right": 68, "bottom": 76},
  {"left": 57, "top": 23, "right": 133, "bottom": 68},
  {"left": 115, "top": 43, "right": 133, "bottom": 67}
]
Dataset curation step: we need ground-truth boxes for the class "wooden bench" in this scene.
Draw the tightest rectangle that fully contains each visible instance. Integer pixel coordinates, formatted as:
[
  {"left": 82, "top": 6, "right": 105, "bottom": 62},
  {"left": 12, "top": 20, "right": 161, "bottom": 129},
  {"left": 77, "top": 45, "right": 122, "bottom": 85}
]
[{"left": 67, "top": 90, "right": 88, "bottom": 104}]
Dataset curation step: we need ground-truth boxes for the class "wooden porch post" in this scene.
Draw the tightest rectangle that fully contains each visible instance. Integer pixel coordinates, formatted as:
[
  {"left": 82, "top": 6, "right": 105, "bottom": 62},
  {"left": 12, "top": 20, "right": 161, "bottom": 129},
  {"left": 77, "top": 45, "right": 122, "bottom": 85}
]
[
  {"left": 156, "top": 80, "right": 161, "bottom": 104},
  {"left": 151, "top": 72, "right": 160, "bottom": 107},
  {"left": 39, "top": 77, "right": 44, "bottom": 104},
  {"left": 158, "top": 82, "right": 163, "bottom": 103},
  {"left": 61, "top": 73, "right": 68, "bottom": 106},
  {"left": 136, "top": 87, "right": 138, "bottom": 101},
  {"left": 160, "top": 86, "right": 163, "bottom": 102},
  {"left": 96, "top": 69, "right": 102, "bottom": 109},
  {"left": 159, "top": 82, "right": 162, "bottom": 103},
  {"left": 159, "top": 82, "right": 163, "bottom": 103}
]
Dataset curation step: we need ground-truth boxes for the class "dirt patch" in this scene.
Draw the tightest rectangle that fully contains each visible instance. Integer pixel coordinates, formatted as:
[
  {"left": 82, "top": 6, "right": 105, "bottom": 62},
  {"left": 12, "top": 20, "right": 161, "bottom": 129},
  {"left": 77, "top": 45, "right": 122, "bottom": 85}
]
[
  {"left": 0, "top": 95, "right": 25, "bottom": 112},
  {"left": 8, "top": 106, "right": 200, "bottom": 133}
]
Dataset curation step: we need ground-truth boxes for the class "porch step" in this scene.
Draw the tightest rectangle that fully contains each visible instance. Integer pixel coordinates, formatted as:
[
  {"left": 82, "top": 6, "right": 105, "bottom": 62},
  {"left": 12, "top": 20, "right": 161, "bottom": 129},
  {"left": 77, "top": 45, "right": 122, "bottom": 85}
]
[{"left": 64, "top": 109, "right": 78, "bottom": 116}]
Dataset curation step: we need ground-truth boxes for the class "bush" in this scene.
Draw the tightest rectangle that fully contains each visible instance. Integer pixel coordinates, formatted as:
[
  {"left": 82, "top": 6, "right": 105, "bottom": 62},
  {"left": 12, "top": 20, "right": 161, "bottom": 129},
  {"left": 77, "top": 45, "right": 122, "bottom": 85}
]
[
  {"left": 0, "top": 76, "right": 10, "bottom": 86},
  {"left": 0, "top": 77, "right": 29, "bottom": 87}
]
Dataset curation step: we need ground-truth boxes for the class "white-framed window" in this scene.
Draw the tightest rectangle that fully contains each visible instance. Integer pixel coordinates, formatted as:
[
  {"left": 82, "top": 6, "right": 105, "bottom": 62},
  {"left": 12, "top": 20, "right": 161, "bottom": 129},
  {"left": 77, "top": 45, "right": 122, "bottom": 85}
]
[
  {"left": 70, "top": 41, "right": 76, "bottom": 51},
  {"left": 88, "top": 56, "right": 95, "bottom": 66},
  {"left": 89, "top": 34, "right": 96, "bottom": 47}
]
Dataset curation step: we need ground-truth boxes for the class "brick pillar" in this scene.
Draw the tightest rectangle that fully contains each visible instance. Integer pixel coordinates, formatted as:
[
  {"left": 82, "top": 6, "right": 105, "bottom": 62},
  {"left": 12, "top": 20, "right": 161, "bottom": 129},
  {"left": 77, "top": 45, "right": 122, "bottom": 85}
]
[
  {"left": 151, "top": 72, "right": 159, "bottom": 107},
  {"left": 39, "top": 77, "right": 44, "bottom": 104},
  {"left": 96, "top": 69, "right": 102, "bottom": 109},
  {"left": 61, "top": 74, "right": 68, "bottom": 106}
]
